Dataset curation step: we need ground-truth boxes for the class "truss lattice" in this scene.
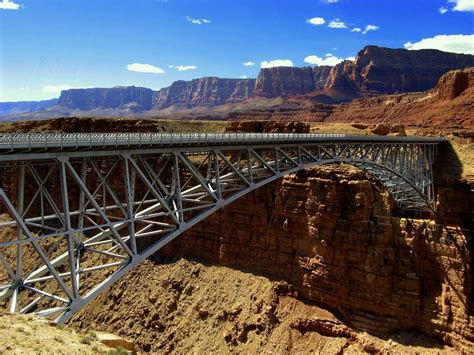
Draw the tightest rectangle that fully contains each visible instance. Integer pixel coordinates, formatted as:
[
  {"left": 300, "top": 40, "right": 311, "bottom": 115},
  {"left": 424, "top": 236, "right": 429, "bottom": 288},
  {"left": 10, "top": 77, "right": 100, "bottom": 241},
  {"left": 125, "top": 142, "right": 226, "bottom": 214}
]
[{"left": 0, "top": 133, "right": 443, "bottom": 322}]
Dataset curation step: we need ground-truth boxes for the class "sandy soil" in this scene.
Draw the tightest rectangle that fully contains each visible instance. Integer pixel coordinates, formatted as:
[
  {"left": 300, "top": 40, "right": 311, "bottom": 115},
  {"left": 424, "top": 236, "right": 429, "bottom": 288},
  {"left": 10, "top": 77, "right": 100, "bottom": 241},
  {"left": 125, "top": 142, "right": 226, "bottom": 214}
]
[
  {"left": 0, "top": 313, "right": 116, "bottom": 354},
  {"left": 70, "top": 257, "right": 455, "bottom": 354}
]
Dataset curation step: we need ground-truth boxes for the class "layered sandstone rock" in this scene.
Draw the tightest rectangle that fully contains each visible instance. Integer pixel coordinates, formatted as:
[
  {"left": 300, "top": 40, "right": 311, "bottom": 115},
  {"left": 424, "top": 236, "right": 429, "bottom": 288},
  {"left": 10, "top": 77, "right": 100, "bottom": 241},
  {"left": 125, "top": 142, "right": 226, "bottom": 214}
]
[
  {"left": 158, "top": 165, "right": 473, "bottom": 350},
  {"left": 57, "top": 86, "right": 154, "bottom": 111},
  {"left": 327, "top": 67, "right": 474, "bottom": 130},
  {"left": 152, "top": 77, "right": 255, "bottom": 109},
  {"left": 254, "top": 66, "right": 331, "bottom": 97},
  {"left": 437, "top": 67, "right": 474, "bottom": 100},
  {"left": 326, "top": 46, "right": 474, "bottom": 95}
]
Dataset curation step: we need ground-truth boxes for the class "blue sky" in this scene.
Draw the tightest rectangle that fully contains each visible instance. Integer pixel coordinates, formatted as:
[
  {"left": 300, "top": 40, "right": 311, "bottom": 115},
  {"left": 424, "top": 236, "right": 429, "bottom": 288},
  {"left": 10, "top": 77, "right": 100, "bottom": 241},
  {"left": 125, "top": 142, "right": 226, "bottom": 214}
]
[{"left": 0, "top": 0, "right": 473, "bottom": 101}]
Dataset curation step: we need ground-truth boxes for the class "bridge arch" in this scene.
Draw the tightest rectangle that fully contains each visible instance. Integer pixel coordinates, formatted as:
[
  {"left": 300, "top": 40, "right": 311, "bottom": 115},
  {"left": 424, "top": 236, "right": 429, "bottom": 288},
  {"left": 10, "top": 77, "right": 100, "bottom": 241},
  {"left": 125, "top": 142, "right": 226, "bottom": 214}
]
[{"left": 0, "top": 132, "right": 443, "bottom": 322}]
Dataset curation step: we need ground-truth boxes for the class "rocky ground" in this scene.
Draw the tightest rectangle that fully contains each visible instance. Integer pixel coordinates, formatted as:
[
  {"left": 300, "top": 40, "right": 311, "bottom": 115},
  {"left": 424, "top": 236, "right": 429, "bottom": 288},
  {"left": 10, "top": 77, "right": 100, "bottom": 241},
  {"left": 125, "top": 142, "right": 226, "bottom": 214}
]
[
  {"left": 71, "top": 257, "right": 454, "bottom": 354},
  {"left": 0, "top": 314, "right": 118, "bottom": 354}
]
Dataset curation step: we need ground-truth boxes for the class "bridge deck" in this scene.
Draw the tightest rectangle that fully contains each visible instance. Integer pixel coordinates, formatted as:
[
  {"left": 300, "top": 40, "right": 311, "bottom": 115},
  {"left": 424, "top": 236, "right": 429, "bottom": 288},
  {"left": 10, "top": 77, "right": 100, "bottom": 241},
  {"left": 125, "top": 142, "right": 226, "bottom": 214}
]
[{"left": 0, "top": 132, "right": 446, "bottom": 156}]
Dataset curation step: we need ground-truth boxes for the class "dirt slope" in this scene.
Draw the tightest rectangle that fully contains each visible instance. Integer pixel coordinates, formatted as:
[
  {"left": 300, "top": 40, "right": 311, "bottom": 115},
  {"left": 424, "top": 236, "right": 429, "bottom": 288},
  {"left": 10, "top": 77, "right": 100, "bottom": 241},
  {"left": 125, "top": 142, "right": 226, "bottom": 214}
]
[{"left": 70, "top": 258, "right": 453, "bottom": 353}]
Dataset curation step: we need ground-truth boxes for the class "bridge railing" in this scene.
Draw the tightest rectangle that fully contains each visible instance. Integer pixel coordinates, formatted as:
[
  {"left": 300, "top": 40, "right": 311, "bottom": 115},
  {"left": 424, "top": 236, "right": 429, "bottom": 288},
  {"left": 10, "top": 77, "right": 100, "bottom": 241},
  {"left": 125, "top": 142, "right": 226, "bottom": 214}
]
[{"left": 0, "top": 132, "right": 444, "bottom": 151}]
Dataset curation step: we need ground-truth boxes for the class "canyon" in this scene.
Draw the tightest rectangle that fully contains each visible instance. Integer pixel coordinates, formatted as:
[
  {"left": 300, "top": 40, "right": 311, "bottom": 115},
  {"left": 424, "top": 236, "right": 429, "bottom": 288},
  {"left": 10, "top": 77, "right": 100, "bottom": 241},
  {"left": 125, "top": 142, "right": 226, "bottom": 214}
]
[
  {"left": 0, "top": 117, "right": 472, "bottom": 352},
  {"left": 227, "top": 66, "right": 474, "bottom": 131},
  {"left": 2, "top": 45, "right": 473, "bottom": 121}
]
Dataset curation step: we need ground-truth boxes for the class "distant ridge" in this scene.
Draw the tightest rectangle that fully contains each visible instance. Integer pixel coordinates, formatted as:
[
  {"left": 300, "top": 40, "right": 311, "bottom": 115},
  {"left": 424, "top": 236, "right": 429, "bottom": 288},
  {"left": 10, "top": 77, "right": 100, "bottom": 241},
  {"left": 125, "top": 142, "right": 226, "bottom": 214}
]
[
  {"left": 0, "top": 98, "right": 58, "bottom": 116},
  {"left": 1, "top": 46, "right": 473, "bottom": 119}
]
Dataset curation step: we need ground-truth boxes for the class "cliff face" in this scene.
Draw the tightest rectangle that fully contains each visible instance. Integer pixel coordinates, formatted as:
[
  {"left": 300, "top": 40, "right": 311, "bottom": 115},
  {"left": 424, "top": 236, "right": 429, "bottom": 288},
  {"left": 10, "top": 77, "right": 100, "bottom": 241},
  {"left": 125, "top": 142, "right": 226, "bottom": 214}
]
[
  {"left": 253, "top": 47, "right": 474, "bottom": 100},
  {"left": 152, "top": 77, "right": 256, "bottom": 109},
  {"left": 57, "top": 86, "right": 154, "bottom": 111},
  {"left": 327, "top": 67, "right": 474, "bottom": 130},
  {"left": 0, "top": 98, "right": 58, "bottom": 116},
  {"left": 254, "top": 66, "right": 332, "bottom": 97},
  {"left": 158, "top": 165, "right": 473, "bottom": 351},
  {"left": 326, "top": 46, "right": 474, "bottom": 95}
]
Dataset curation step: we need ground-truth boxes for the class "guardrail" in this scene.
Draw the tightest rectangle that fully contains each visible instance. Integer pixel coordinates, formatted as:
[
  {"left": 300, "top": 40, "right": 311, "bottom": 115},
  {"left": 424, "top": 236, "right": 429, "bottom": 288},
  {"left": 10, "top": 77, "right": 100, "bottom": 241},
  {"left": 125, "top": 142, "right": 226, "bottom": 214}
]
[{"left": 0, "top": 132, "right": 446, "bottom": 151}]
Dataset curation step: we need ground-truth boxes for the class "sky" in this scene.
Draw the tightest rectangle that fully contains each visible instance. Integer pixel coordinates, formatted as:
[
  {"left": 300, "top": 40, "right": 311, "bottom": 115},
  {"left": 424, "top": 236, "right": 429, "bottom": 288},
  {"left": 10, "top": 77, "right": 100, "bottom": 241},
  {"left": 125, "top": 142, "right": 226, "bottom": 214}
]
[{"left": 0, "top": 0, "right": 473, "bottom": 102}]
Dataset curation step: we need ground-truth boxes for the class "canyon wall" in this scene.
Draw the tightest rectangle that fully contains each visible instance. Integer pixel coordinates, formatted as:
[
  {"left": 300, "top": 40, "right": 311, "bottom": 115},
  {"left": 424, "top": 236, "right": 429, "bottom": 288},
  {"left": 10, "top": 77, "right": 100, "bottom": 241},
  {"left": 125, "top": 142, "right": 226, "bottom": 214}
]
[
  {"left": 0, "top": 98, "right": 58, "bottom": 116},
  {"left": 41, "top": 46, "right": 473, "bottom": 115},
  {"left": 253, "top": 66, "right": 331, "bottom": 97},
  {"left": 57, "top": 86, "right": 154, "bottom": 111},
  {"left": 327, "top": 67, "right": 474, "bottom": 130},
  {"left": 254, "top": 46, "right": 474, "bottom": 99},
  {"left": 152, "top": 77, "right": 256, "bottom": 109},
  {"left": 157, "top": 164, "right": 473, "bottom": 351},
  {"left": 326, "top": 46, "right": 474, "bottom": 95}
]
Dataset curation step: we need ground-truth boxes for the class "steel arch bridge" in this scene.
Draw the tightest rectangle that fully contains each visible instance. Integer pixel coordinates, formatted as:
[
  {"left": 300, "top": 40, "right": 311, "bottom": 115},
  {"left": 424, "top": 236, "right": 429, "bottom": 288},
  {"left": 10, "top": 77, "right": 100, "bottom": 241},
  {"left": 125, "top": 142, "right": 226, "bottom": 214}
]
[{"left": 0, "top": 132, "right": 444, "bottom": 323}]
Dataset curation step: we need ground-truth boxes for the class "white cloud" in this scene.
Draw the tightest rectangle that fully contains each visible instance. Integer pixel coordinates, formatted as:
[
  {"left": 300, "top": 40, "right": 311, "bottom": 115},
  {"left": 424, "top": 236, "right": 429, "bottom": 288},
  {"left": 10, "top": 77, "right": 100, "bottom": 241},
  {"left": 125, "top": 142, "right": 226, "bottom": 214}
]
[
  {"left": 328, "top": 19, "right": 347, "bottom": 29},
  {"left": 322, "top": 0, "right": 339, "bottom": 3},
  {"left": 439, "top": 6, "right": 449, "bottom": 14},
  {"left": 351, "top": 27, "right": 361, "bottom": 32},
  {"left": 240, "top": 75, "right": 248, "bottom": 79},
  {"left": 185, "top": 16, "right": 211, "bottom": 25},
  {"left": 242, "top": 61, "right": 255, "bottom": 66},
  {"left": 18, "top": 86, "right": 30, "bottom": 91},
  {"left": 362, "top": 25, "right": 379, "bottom": 34},
  {"left": 0, "top": 0, "right": 20, "bottom": 10},
  {"left": 168, "top": 65, "right": 174, "bottom": 68},
  {"left": 175, "top": 65, "right": 197, "bottom": 71},
  {"left": 304, "top": 54, "right": 345, "bottom": 66},
  {"left": 127, "top": 63, "right": 165, "bottom": 74},
  {"left": 346, "top": 56, "right": 355, "bottom": 61},
  {"left": 325, "top": 53, "right": 333, "bottom": 57},
  {"left": 42, "top": 85, "right": 92, "bottom": 94},
  {"left": 404, "top": 34, "right": 474, "bottom": 55},
  {"left": 306, "top": 17, "right": 325, "bottom": 26},
  {"left": 449, "top": 0, "right": 474, "bottom": 12},
  {"left": 261, "top": 59, "right": 294, "bottom": 68}
]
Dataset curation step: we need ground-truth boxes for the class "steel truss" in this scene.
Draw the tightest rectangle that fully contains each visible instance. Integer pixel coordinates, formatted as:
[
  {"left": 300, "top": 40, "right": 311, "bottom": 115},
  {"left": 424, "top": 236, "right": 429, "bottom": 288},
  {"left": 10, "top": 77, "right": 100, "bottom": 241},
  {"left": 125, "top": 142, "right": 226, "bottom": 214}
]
[{"left": 0, "top": 133, "right": 441, "bottom": 323}]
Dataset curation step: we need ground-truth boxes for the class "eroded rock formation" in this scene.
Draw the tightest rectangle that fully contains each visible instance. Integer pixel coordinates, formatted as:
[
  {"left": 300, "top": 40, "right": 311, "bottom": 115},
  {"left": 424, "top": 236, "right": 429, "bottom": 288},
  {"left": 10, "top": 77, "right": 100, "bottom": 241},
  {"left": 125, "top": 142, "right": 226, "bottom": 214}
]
[
  {"left": 152, "top": 77, "right": 256, "bottom": 109},
  {"left": 157, "top": 165, "right": 473, "bottom": 351},
  {"left": 0, "top": 98, "right": 58, "bottom": 116},
  {"left": 57, "top": 86, "right": 154, "bottom": 111},
  {"left": 254, "top": 66, "right": 332, "bottom": 97},
  {"left": 326, "top": 46, "right": 474, "bottom": 95},
  {"left": 327, "top": 67, "right": 474, "bottom": 130}
]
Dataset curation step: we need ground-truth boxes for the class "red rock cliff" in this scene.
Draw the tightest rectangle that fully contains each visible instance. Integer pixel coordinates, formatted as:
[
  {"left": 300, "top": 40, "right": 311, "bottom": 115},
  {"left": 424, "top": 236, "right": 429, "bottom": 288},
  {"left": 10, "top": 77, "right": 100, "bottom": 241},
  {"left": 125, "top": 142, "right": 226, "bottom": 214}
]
[
  {"left": 152, "top": 77, "right": 256, "bottom": 109},
  {"left": 326, "top": 46, "right": 474, "bottom": 95},
  {"left": 254, "top": 66, "right": 332, "bottom": 97},
  {"left": 158, "top": 165, "right": 473, "bottom": 351},
  {"left": 57, "top": 86, "right": 154, "bottom": 111}
]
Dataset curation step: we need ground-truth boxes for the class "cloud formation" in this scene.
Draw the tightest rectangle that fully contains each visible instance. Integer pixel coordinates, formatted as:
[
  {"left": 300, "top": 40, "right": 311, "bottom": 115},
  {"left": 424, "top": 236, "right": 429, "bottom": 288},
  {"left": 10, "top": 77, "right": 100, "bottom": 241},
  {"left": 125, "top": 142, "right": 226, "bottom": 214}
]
[
  {"left": 261, "top": 59, "right": 294, "bottom": 68},
  {"left": 328, "top": 19, "right": 347, "bottom": 29},
  {"left": 362, "top": 24, "right": 379, "bottom": 34},
  {"left": 306, "top": 17, "right": 325, "bottom": 26},
  {"left": 449, "top": 0, "right": 474, "bottom": 12},
  {"left": 0, "top": 0, "right": 20, "bottom": 10},
  {"left": 404, "top": 34, "right": 474, "bottom": 55},
  {"left": 304, "top": 54, "right": 345, "bottom": 66},
  {"left": 351, "top": 27, "right": 361, "bottom": 32},
  {"left": 126, "top": 63, "right": 165, "bottom": 74},
  {"left": 242, "top": 61, "right": 255, "bottom": 66},
  {"left": 175, "top": 65, "right": 197, "bottom": 71},
  {"left": 185, "top": 16, "right": 211, "bottom": 25},
  {"left": 439, "top": 6, "right": 448, "bottom": 14}
]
